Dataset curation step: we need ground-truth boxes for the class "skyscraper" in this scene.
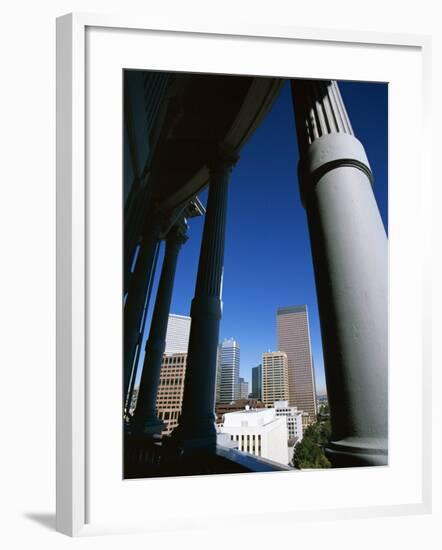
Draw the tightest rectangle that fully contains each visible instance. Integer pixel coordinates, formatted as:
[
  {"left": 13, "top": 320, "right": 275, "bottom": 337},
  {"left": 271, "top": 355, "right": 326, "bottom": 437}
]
[
  {"left": 216, "top": 338, "right": 240, "bottom": 404},
  {"left": 164, "top": 314, "right": 191, "bottom": 355},
  {"left": 153, "top": 314, "right": 191, "bottom": 434},
  {"left": 277, "top": 305, "right": 317, "bottom": 419},
  {"left": 239, "top": 377, "right": 249, "bottom": 399},
  {"left": 156, "top": 353, "right": 187, "bottom": 435},
  {"left": 251, "top": 364, "right": 262, "bottom": 400},
  {"left": 262, "top": 351, "right": 289, "bottom": 406}
]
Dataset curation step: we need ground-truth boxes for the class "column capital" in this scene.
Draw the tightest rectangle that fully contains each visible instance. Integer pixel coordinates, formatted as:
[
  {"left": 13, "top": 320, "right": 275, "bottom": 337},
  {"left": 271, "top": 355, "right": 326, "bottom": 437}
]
[
  {"left": 165, "top": 223, "right": 188, "bottom": 246},
  {"left": 142, "top": 205, "right": 165, "bottom": 237},
  {"left": 291, "top": 79, "right": 354, "bottom": 152},
  {"left": 206, "top": 142, "right": 239, "bottom": 173},
  {"left": 291, "top": 80, "right": 373, "bottom": 206}
]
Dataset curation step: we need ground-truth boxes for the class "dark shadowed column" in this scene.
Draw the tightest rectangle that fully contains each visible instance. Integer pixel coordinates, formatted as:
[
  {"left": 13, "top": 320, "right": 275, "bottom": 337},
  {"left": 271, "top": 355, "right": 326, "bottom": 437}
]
[
  {"left": 123, "top": 217, "right": 161, "bottom": 401},
  {"left": 291, "top": 79, "right": 388, "bottom": 467},
  {"left": 124, "top": 240, "right": 160, "bottom": 416},
  {"left": 131, "top": 225, "right": 187, "bottom": 435},
  {"left": 171, "top": 150, "right": 237, "bottom": 454}
]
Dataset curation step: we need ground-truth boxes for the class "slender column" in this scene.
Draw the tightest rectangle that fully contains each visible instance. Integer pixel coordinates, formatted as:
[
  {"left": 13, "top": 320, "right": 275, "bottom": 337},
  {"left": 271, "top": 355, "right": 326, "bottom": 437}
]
[
  {"left": 124, "top": 241, "right": 160, "bottom": 416},
  {"left": 291, "top": 80, "right": 388, "bottom": 466},
  {"left": 131, "top": 226, "right": 187, "bottom": 435},
  {"left": 171, "top": 151, "right": 236, "bottom": 453},
  {"left": 124, "top": 217, "right": 161, "bottom": 400}
]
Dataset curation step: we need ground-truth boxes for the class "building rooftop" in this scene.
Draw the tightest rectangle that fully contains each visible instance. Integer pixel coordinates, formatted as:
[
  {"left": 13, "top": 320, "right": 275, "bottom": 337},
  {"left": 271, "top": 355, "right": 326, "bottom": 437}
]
[
  {"left": 227, "top": 406, "right": 272, "bottom": 414},
  {"left": 169, "top": 313, "right": 191, "bottom": 320},
  {"left": 277, "top": 305, "right": 307, "bottom": 315},
  {"left": 223, "top": 407, "right": 281, "bottom": 427}
]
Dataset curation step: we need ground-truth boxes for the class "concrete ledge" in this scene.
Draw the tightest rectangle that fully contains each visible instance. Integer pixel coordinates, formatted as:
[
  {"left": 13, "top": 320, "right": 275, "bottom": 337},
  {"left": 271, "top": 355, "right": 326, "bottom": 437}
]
[{"left": 216, "top": 445, "right": 292, "bottom": 472}]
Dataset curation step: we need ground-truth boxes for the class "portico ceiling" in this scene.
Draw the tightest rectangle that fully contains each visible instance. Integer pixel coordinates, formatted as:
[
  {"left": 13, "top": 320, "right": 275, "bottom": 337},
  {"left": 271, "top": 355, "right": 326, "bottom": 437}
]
[{"left": 147, "top": 73, "right": 284, "bottom": 213}]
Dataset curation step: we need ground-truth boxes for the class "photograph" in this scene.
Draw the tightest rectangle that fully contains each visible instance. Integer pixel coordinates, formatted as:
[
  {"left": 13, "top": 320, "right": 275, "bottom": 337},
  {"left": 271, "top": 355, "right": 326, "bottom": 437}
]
[
  {"left": 0, "top": 0, "right": 435, "bottom": 543},
  {"left": 122, "top": 69, "right": 388, "bottom": 479}
]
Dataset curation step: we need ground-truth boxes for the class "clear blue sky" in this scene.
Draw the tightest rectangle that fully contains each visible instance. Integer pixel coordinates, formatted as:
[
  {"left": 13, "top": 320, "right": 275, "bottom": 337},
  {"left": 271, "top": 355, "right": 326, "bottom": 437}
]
[{"left": 138, "top": 79, "right": 388, "bottom": 395}]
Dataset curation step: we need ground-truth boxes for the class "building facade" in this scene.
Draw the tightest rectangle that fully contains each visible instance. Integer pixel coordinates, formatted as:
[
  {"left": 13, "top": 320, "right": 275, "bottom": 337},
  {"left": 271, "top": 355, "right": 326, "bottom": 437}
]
[
  {"left": 220, "top": 407, "right": 288, "bottom": 465},
  {"left": 164, "top": 314, "right": 191, "bottom": 355},
  {"left": 274, "top": 400, "right": 303, "bottom": 443},
  {"left": 216, "top": 338, "right": 240, "bottom": 404},
  {"left": 251, "top": 364, "right": 262, "bottom": 399},
  {"left": 239, "top": 377, "right": 249, "bottom": 399},
  {"left": 262, "top": 351, "right": 289, "bottom": 406},
  {"left": 155, "top": 352, "right": 187, "bottom": 435},
  {"left": 277, "top": 305, "right": 317, "bottom": 420}
]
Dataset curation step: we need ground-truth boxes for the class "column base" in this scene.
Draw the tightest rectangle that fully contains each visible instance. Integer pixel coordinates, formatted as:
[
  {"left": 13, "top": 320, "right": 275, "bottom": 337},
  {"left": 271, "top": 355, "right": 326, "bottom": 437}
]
[
  {"left": 168, "top": 436, "right": 217, "bottom": 456},
  {"left": 130, "top": 417, "right": 166, "bottom": 437},
  {"left": 325, "top": 437, "right": 388, "bottom": 468},
  {"left": 168, "top": 422, "right": 217, "bottom": 455}
]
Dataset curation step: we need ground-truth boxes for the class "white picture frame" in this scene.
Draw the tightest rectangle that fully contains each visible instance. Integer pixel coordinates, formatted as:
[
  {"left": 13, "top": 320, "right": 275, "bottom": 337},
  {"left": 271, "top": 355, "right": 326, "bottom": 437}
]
[{"left": 56, "top": 12, "right": 432, "bottom": 537}]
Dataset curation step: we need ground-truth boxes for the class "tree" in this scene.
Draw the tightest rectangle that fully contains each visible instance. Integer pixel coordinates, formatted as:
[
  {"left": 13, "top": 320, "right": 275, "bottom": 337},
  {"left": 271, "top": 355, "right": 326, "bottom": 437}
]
[
  {"left": 292, "top": 420, "right": 331, "bottom": 469},
  {"left": 319, "top": 419, "right": 331, "bottom": 445}
]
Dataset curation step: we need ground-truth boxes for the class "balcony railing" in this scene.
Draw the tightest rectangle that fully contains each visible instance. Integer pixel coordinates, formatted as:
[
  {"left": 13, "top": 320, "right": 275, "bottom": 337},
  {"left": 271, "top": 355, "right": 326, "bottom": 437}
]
[{"left": 124, "top": 434, "right": 291, "bottom": 479}]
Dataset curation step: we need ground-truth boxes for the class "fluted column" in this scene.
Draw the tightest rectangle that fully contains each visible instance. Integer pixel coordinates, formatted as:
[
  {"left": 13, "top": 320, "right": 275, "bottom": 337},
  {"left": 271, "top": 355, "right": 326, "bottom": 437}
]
[
  {"left": 291, "top": 80, "right": 388, "bottom": 467},
  {"left": 124, "top": 217, "right": 161, "bottom": 401},
  {"left": 131, "top": 225, "right": 187, "bottom": 435},
  {"left": 171, "top": 150, "right": 237, "bottom": 453}
]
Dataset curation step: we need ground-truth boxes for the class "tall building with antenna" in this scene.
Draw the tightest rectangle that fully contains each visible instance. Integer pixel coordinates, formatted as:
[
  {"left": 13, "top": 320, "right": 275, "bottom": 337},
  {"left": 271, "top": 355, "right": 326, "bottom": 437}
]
[{"left": 277, "top": 305, "right": 317, "bottom": 420}]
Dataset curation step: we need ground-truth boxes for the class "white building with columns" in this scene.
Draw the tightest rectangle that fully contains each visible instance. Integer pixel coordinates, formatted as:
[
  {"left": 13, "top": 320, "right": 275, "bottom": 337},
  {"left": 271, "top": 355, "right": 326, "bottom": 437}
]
[
  {"left": 274, "top": 400, "right": 303, "bottom": 443},
  {"left": 219, "top": 407, "right": 288, "bottom": 466}
]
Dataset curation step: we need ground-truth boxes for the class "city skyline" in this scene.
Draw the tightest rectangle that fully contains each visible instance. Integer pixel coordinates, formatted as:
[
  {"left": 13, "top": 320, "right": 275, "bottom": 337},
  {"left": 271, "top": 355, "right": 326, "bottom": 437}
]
[
  {"left": 136, "top": 79, "right": 387, "bottom": 398},
  {"left": 136, "top": 307, "right": 320, "bottom": 398}
]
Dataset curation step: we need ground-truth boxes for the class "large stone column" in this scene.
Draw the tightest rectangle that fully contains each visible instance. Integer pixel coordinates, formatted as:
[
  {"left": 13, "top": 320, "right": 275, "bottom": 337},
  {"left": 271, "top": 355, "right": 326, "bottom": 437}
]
[
  {"left": 124, "top": 217, "right": 161, "bottom": 401},
  {"left": 131, "top": 225, "right": 187, "bottom": 435},
  {"left": 171, "top": 150, "right": 236, "bottom": 453},
  {"left": 291, "top": 80, "right": 388, "bottom": 467}
]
